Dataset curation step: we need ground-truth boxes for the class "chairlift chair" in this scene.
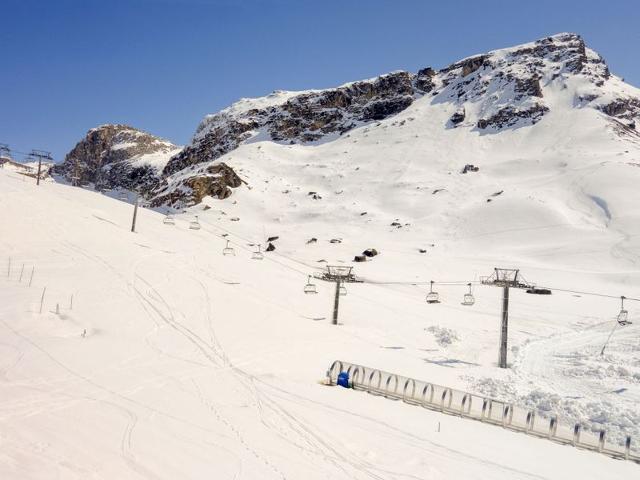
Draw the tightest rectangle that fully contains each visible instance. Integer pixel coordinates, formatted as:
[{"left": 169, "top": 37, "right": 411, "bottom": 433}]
[
  {"left": 617, "top": 296, "right": 632, "bottom": 326},
  {"left": 222, "top": 239, "right": 235, "bottom": 256},
  {"left": 163, "top": 214, "right": 175, "bottom": 225},
  {"left": 462, "top": 283, "right": 475, "bottom": 306},
  {"left": 252, "top": 244, "right": 264, "bottom": 260},
  {"left": 119, "top": 192, "right": 128, "bottom": 201},
  {"left": 339, "top": 285, "right": 348, "bottom": 296},
  {"left": 426, "top": 281, "right": 440, "bottom": 304},
  {"left": 304, "top": 276, "right": 318, "bottom": 294},
  {"left": 189, "top": 216, "right": 201, "bottom": 230}
]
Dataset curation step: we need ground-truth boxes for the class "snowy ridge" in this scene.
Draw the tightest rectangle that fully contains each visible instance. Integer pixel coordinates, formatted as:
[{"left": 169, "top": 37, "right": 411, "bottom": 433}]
[{"left": 148, "top": 33, "right": 640, "bottom": 208}]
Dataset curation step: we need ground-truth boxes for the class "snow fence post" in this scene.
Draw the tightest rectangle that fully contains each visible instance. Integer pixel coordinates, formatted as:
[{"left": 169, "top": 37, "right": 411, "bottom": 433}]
[
  {"left": 526, "top": 410, "right": 535, "bottom": 432},
  {"left": 548, "top": 416, "right": 557, "bottom": 439},
  {"left": 39, "top": 287, "right": 46, "bottom": 314},
  {"left": 572, "top": 423, "right": 581, "bottom": 447},
  {"left": 598, "top": 430, "right": 606, "bottom": 453},
  {"left": 625, "top": 436, "right": 631, "bottom": 460}
]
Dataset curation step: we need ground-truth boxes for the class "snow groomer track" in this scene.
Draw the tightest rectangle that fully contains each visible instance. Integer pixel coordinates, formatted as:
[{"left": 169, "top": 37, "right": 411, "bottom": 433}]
[{"left": 326, "top": 361, "right": 640, "bottom": 463}]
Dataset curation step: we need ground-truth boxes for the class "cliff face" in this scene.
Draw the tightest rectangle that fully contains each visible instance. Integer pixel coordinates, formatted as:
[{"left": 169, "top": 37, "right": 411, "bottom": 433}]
[
  {"left": 165, "top": 34, "right": 639, "bottom": 182},
  {"left": 59, "top": 33, "right": 640, "bottom": 208},
  {"left": 54, "top": 124, "right": 181, "bottom": 192},
  {"left": 162, "top": 71, "right": 418, "bottom": 176}
]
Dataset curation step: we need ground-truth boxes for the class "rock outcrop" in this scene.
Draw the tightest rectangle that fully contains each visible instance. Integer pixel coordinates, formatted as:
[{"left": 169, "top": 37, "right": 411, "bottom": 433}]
[
  {"left": 151, "top": 163, "right": 243, "bottom": 207},
  {"left": 59, "top": 33, "right": 640, "bottom": 208},
  {"left": 163, "top": 71, "right": 416, "bottom": 176},
  {"left": 54, "top": 124, "right": 181, "bottom": 193}
]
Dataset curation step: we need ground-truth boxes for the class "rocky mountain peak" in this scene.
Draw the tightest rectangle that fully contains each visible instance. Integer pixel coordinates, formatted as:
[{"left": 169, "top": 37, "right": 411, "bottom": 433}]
[
  {"left": 54, "top": 124, "right": 181, "bottom": 192},
  {"left": 58, "top": 33, "right": 640, "bottom": 208}
]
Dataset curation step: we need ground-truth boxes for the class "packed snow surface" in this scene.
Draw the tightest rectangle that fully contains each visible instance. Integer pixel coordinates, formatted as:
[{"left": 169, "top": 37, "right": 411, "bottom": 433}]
[
  {"left": 2, "top": 110, "right": 640, "bottom": 478},
  {"left": 4, "top": 33, "right": 640, "bottom": 479}
]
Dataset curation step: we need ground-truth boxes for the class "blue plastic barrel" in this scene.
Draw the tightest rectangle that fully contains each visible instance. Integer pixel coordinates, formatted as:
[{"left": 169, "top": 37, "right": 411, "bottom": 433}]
[{"left": 337, "top": 371, "right": 350, "bottom": 388}]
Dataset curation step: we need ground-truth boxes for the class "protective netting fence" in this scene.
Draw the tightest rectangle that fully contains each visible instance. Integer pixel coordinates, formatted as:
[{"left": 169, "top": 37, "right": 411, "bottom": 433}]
[{"left": 326, "top": 360, "right": 639, "bottom": 463}]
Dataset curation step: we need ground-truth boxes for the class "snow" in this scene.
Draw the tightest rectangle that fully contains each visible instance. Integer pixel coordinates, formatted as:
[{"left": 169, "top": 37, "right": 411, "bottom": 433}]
[
  {"left": 128, "top": 146, "right": 183, "bottom": 171},
  {"left": 2, "top": 119, "right": 640, "bottom": 478},
  {"left": 3, "top": 34, "right": 640, "bottom": 478}
]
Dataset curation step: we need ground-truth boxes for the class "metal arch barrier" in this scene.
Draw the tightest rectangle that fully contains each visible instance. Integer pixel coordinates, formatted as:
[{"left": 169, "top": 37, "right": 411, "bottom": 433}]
[
  {"left": 421, "top": 382, "right": 435, "bottom": 407},
  {"left": 348, "top": 365, "right": 364, "bottom": 390},
  {"left": 326, "top": 360, "right": 640, "bottom": 463},
  {"left": 402, "top": 378, "right": 417, "bottom": 404},
  {"left": 502, "top": 404, "right": 514, "bottom": 427},
  {"left": 327, "top": 360, "right": 344, "bottom": 383},
  {"left": 384, "top": 373, "right": 399, "bottom": 399},
  {"left": 548, "top": 416, "right": 558, "bottom": 439},
  {"left": 367, "top": 369, "right": 382, "bottom": 393},
  {"left": 440, "top": 388, "right": 453, "bottom": 412},
  {"left": 460, "top": 393, "right": 473, "bottom": 416},
  {"left": 481, "top": 398, "right": 493, "bottom": 422},
  {"left": 525, "top": 410, "right": 536, "bottom": 432}
]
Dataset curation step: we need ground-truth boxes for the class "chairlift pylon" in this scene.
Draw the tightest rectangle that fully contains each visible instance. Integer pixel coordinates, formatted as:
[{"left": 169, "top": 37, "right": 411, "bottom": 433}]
[
  {"left": 426, "top": 280, "right": 440, "bottom": 304},
  {"left": 163, "top": 213, "right": 175, "bottom": 225},
  {"left": 252, "top": 244, "right": 264, "bottom": 260},
  {"left": 304, "top": 275, "right": 318, "bottom": 294},
  {"left": 617, "top": 296, "right": 631, "bottom": 326},
  {"left": 462, "top": 283, "right": 475, "bottom": 306},
  {"left": 222, "top": 239, "right": 235, "bottom": 256},
  {"left": 189, "top": 215, "right": 201, "bottom": 230}
]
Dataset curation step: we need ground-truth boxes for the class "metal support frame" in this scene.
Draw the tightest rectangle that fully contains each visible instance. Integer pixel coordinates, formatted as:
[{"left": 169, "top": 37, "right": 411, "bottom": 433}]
[
  {"left": 481, "top": 268, "right": 534, "bottom": 368},
  {"left": 29, "top": 150, "right": 52, "bottom": 186},
  {"left": 318, "top": 266, "right": 362, "bottom": 325}
]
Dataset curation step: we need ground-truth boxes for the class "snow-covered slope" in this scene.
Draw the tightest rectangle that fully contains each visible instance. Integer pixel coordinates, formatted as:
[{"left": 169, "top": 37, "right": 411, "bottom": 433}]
[
  {"left": 5, "top": 32, "right": 640, "bottom": 478},
  {"left": 1, "top": 167, "right": 639, "bottom": 479},
  {"left": 153, "top": 33, "right": 640, "bottom": 208}
]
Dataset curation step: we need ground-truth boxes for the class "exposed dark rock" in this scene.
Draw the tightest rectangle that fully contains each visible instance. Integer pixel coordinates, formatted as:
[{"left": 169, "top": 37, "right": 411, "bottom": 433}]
[
  {"left": 449, "top": 108, "right": 466, "bottom": 126},
  {"left": 54, "top": 124, "right": 180, "bottom": 194},
  {"left": 415, "top": 67, "right": 436, "bottom": 93},
  {"left": 362, "top": 248, "right": 378, "bottom": 257},
  {"left": 477, "top": 104, "right": 549, "bottom": 130},
  {"left": 441, "top": 55, "right": 490, "bottom": 78},
  {"left": 362, "top": 96, "right": 414, "bottom": 121},
  {"left": 598, "top": 98, "right": 640, "bottom": 126},
  {"left": 353, "top": 255, "right": 367, "bottom": 262},
  {"left": 266, "top": 243, "right": 276, "bottom": 252},
  {"left": 514, "top": 76, "right": 543, "bottom": 98},
  {"left": 267, "top": 236, "right": 279, "bottom": 242},
  {"left": 307, "top": 237, "right": 318, "bottom": 244},
  {"left": 151, "top": 163, "right": 242, "bottom": 207},
  {"left": 164, "top": 120, "right": 255, "bottom": 176},
  {"left": 461, "top": 164, "right": 479, "bottom": 174},
  {"left": 329, "top": 238, "right": 342, "bottom": 244}
]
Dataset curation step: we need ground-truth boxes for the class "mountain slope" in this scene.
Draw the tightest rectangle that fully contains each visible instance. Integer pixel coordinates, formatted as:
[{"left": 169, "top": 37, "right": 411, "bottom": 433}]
[
  {"left": 1, "top": 166, "right": 638, "bottom": 480},
  {"left": 54, "top": 124, "right": 182, "bottom": 192},
  {"left": 148, "top": 33, "right": 639, "bottom": 208}
]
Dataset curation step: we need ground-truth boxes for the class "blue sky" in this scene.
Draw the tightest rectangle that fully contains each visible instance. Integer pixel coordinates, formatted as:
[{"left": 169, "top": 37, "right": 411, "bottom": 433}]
[{"left": 2, "top": 0, "right": 639, "bottom": 161}]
